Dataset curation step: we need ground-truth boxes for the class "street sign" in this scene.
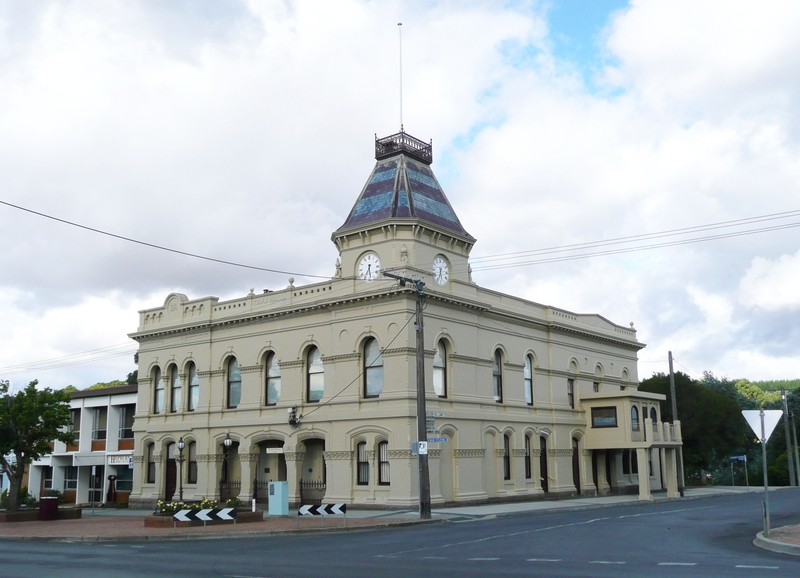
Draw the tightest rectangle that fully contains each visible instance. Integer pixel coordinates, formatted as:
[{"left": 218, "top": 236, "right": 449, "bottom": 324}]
[
  {"left": 418, "top": 441, "right": 428, "bottom": 455},
  {"left": 173, "top": 508, "right": 237, "bottom": 522},
  {"left": 742, "top": 410, "right": 783, "bottom": 442},
  {"left": 426, "top": 411, "right": 444, "bottom": 417},
  {"left": 730, "top": 455, "right": 746, "bottom": 461},
  {"left": 427, "top": 437, "right": 449, "bottom": 443},
  {"left": 298, "top": 503, "right": 346, "bottom": 516},
  {"left": 426, "top": 417, "right": 436, "bottom": 433}
]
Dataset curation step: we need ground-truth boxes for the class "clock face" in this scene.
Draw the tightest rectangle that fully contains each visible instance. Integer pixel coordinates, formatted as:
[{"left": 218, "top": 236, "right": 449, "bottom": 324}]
[
  {"left": 358, "top": 253, "right": 381, "bottom": 282},
  {"left": 432, "top": 256, "right": 449, "bottom": 285}
]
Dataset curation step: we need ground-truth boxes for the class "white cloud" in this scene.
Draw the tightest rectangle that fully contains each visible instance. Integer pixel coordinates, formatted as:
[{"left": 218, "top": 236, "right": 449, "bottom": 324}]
[
  {"left": 740, "top": 249, "right": 800, "bottom": 312},
  {"left": 1, "top": 1, "right": 800, "bottom": 384}
]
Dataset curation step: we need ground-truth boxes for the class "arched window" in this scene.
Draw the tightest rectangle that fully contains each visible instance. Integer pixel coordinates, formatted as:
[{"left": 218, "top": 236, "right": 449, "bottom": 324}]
[
  {"left": 356, "top": 441, "right": 369, "bottom": 485},
  {"left": 169, "top": 365, "right": 182, "bottom": 413},
  {"left": 492, "top": 350, "right": 503, "bottom": 402},
  {"left": 364, "top": 338, "right": 384, "bottom": 398},
  {"left": 650, "top": 407, "right": 657, "bottom": 425},
  {"left": 265, "top": 352, "right": 281, "bottom": 405},
  {"left": 153, "top": 367, "right": 165, "bottom": 414},
  {"left": 524, "top": 435, "right": 532, "bottom": 479},
  {"left": 433, "top": 341, "right": 447, "bottom": 398},
  {"left": 378, "top": 441, "right": 390, "bottom": 485},
  {"left": 631, "top": 406, "right": 640, "bottom": 431},
  {"left": 524, "top": 355, "right": 533, "bottom": 405},
  {"left": 187, "top": 362, "right": 199, "bottom": 411},
  {"left": 307, "top": 346, "right": 324, "bottom": 402},
  {"left": 227, "top": 357, "right": 242, "bottom": 409},
  {"left": 187, "top": 441, "right": 197, "bottom": 484},
  {"left": 503, "top": 434, "right": 511, "bottom": 480},
  {"left": 146, "top": 443, "right": 156, "bottom": 483}
]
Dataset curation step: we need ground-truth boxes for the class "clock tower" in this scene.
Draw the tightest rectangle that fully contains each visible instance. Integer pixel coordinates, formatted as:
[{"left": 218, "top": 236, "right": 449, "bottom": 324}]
[{"left": 332, "top": 130, "right": 476, "bottom": 289}]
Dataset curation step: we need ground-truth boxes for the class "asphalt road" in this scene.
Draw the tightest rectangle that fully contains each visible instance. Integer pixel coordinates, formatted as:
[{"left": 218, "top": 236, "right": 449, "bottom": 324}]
[{"left": 1, "top": 489, "right": 799, "bottom": 578}]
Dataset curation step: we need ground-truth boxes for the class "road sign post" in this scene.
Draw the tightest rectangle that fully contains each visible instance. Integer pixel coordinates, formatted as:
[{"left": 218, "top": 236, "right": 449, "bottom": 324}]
[{"left": 742, "top": 409, "right": 783, "bottom": 536}]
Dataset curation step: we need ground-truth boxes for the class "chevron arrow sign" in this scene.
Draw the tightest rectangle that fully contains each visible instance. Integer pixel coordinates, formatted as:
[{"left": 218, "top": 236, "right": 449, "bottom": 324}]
[
  {"left": 173, "top": 508, "right": 237, "bottom": 522},
  {"left": 298, "top": 504, "right": 347, "bottom": 516}
]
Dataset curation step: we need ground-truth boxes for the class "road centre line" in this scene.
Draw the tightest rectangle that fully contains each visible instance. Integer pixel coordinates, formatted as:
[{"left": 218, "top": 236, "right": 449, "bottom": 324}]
[
  {"left": 658, "top": 562, "right": 697, "bottom": 566},
  {"left": 383, "top": 516, "right": 610, "bottom": 557},
  {"left": 527, "top": 558, "right": 562, "bottom": 562},
  {"left": 735, "top": 565, "right": 778, "bottom": 569},
  {"left": 468, "top": 558, "right": 500, "bottom": 561},
  {"left": 617, "top": 506, "right": 716, "bottom": 519},
  {"left": 590, "top": 561, "right": 626, "bottom": 564}
]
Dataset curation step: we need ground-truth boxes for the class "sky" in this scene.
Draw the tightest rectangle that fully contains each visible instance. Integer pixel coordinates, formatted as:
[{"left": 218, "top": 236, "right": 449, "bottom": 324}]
[{"left": 2, "top": 0, "right": 800, "bottom": 390}]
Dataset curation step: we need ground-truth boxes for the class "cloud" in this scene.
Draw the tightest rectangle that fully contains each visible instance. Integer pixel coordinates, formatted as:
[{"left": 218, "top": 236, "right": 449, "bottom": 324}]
[
  {"left": 1, "top": 1, "right": 800, "bottom": 386},
  {"left": 740, "top": 249, "right": 800, "bottom": 312}
]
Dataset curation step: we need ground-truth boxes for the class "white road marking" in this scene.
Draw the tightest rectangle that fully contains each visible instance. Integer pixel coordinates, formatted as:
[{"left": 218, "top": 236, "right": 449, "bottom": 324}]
[
  {"left": 422, "top": 556, "right": 448, "bottom": 559},
  {"left": 468, "top": 557, "right": 500, "bottom": 561},
  {"left": 527, "top": 558, "right": 562, "bottom": 562},
  {"left": 618, "top": 506, "right": 715, "bottom": 519},
  {"left": 658, "top": 562, "right": 697, "bottom": 566},
  {"left": 590, "top": 561, "right": 625, "bottom": 564},
  {"left": 735, "top": 565, "right": 778, "bottom": 569}
]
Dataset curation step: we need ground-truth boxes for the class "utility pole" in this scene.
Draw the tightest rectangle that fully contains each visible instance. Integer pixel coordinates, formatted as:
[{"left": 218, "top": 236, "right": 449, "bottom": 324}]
[
  {"left": 668, "top": 351, "right": 685, "bottom": 497},
  {"left": 384, "top": 271, "right": 431, "bottom": 519},
  {"left": 791, "top": 409, "right": 800, "bottom": 486},
  {"left": 781, "top": 388, "right": 796, "bottom": 486}
]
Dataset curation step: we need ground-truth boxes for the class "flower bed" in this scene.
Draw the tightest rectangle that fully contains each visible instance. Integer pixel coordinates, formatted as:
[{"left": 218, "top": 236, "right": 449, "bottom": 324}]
[{"left": 0, "top": 508, "right": 82, "bottom": 523}]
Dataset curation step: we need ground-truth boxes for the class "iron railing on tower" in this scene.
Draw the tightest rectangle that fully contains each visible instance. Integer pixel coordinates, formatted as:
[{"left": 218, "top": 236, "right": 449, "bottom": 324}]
[{"left": 375, "top": 130, "right": 433, "bottom": 164}]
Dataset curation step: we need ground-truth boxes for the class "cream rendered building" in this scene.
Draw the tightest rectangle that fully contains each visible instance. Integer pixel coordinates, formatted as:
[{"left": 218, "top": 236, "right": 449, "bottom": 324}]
[{"left": 128, "top": 131, "right": 682, "bottom": 509}]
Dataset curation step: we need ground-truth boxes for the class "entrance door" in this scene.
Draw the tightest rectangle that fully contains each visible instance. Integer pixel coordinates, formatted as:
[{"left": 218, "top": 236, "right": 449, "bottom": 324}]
[
  {"left": 539, "top": 437, "right": 548, "bottom": 493},
  {"left": 572, "top": 438, "right": 581, "bottom": 495},
  {"left": 89, "top": 466, "right": 104, "bottom": 504},
  {"left": 165, "top": 460, "right": 176, "bottom": 501}
]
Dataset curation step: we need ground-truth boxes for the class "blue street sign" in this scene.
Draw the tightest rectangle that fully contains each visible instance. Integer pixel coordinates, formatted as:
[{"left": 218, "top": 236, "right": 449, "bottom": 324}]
[
  {"left": 427, "top": 437, "right": 449, "bottom": 443},
  {"left": 730, "top": 455, "right": 746, "bottom": 461}
]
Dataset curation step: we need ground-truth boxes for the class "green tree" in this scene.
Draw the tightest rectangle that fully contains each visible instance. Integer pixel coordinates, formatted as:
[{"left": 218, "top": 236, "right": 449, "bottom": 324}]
[
  {"left": 640, "top": 372, "right": 750, "bottom": 479},
  {"left": 0, "top": 380, "right": 74, "bottom": 511}
]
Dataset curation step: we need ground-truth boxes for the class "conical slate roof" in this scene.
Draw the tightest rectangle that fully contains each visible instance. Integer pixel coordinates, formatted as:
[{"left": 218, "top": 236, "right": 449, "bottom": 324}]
[{"left": 335, "top": 131, "right": 473, "bottom": 240}]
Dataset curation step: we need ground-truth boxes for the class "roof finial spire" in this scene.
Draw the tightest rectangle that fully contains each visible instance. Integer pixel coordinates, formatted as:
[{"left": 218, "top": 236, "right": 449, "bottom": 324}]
[{"left": 398, "top": 22, "right": 404, "bottom": 133}]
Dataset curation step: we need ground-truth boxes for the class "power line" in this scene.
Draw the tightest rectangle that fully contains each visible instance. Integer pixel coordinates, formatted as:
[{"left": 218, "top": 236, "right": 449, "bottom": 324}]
[{"left": 0, "top": 199, "right": 329, "bottom": 280}]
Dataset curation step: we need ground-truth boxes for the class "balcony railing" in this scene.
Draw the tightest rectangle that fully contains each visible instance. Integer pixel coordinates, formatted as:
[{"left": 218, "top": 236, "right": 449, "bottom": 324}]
[{"left": 375, "top": 130, "right": 433, "bottom": 164}]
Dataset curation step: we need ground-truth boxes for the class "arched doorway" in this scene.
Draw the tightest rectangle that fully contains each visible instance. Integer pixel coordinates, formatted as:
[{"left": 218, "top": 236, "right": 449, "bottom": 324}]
[
  {"left": 300, "top": 438, "right": 326, "bottom": 505},
  {"left": 572, "top": 437, "right": 581, "bottom": 495},
  {"left": 164, "top": 442, "right": 176, "bottom": 501},
  {"left": 539, "top": 436, "right": 549, "bottom": 493},
  {"left": 255, "top": 440, "right": 287, "bottom": 504}
]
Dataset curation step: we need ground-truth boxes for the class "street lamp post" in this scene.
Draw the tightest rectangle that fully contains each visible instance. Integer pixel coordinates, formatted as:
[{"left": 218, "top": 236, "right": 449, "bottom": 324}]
[
  {"left": 176, "top": 437, "right": 186, "bottom": 503},
  {"left": 222, "top": 432, "right": 233, "bottom": 500}
]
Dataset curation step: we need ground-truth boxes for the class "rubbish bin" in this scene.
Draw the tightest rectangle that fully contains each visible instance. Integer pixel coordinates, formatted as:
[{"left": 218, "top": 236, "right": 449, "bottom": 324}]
[{"left": 38, "top": 496, "right": 59, "bottom": 521}]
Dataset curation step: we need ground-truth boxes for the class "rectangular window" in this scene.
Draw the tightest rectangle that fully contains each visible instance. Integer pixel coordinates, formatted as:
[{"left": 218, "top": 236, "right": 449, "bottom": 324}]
[
  {"left": 591, "top": 407, "right": 618, "bottom": 428},
  {"left": 69, "top": 409, "right": 80, "bottom": 433},
  {"left": 115, "top": 466, "right": 133, "bottom": 492},
  {"left": 63, "top": 466, "right": 78, "bottom": 490},
  {"left": 42, "top": 466, "right": 54, "bottom": 490},
  {"left": 593, "top": 381, "right": 599, "bottom": 393},
  {"left": 118, "top": 404, "right": 135, "bottom": 439},
  {"left": 503, "top": 435, "right": 511, "bottom": 481},
  {"left": 188, "top": 442, "right": 198, "bottom": 484},
  {"left": 378, "top": 441, "right": 390, "bottom": 485},
  {"left": 147, "top": 444, "right": 156, "bottom": 484},
  {"left": 524, "top": 436, "right": 532, "bottom": 480},
  {"left": 567, "top": 379, "right": 575, "bottom": 408},
  {"left": 92, "top": 407, "right": 107, "bottom": 440},
  {"left": 357, "top": 442, "right": 369, "bottom": 485}
]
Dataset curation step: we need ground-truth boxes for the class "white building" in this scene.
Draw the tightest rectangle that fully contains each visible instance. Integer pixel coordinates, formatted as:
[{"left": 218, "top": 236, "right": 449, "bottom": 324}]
[{"left": 29, "top": 384, "right": 137, "bottom": 505}]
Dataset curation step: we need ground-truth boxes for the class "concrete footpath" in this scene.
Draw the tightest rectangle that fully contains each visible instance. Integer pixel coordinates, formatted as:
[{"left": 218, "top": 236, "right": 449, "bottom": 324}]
[{"left": 0, "top": 486, "right": 796, "bottom": 555}]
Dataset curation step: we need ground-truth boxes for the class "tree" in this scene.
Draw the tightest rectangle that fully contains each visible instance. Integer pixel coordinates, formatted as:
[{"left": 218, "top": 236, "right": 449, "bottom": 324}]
[{"left": 0, "top": 380, "right": 74, "bottom": 511}]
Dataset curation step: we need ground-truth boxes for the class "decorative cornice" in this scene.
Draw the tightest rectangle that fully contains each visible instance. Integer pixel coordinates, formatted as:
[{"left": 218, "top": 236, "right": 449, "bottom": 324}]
[
  {"left": 531, "top": 449, "right": 542, "bottom": 457},
  {"left": 455, "top": 449, "right": 485, "bottom": 458},
  {"left": 387, "top": 450, "right": 412, "bottom": 459},
  {"left": 495, "top": 449, "right": 507, "bottom": 457},
  {"left": 240, "top": 365, "right": 261, "bottom": 374},
  {"left": 511, "top": 449, "right": 528, "bottom": 457},
  {"left": 382, "top": 347, "right": 416, "bottom": 358},
  {"left": 548, "top": 449, "right": 574, "bottom": 457},
  {"left": 322, "top": 353, "right": 360, "bottom": 364},
  {"left": 429, "top": 449, "right": 441, "bottom": 458},
  {"left": 450, "top": 354, "right": 490, "bottom": 366},
  {"left": 132, "top": 455, "right": 144, "bottom": 463},
  {"left": 197, "top": 454, "right": 223, "bottom": 463},
  {"left": 284, "top": 452, "right": 304, "bottom": 461},
  {"left": 240, "top": 452, "right": 259, "bottom": 462},
  {"left": 280, "top": 360, "right": 304, "bottom": 369},
  {"left": 323, "top": 451, "right": 353, "bottom": 460}
]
